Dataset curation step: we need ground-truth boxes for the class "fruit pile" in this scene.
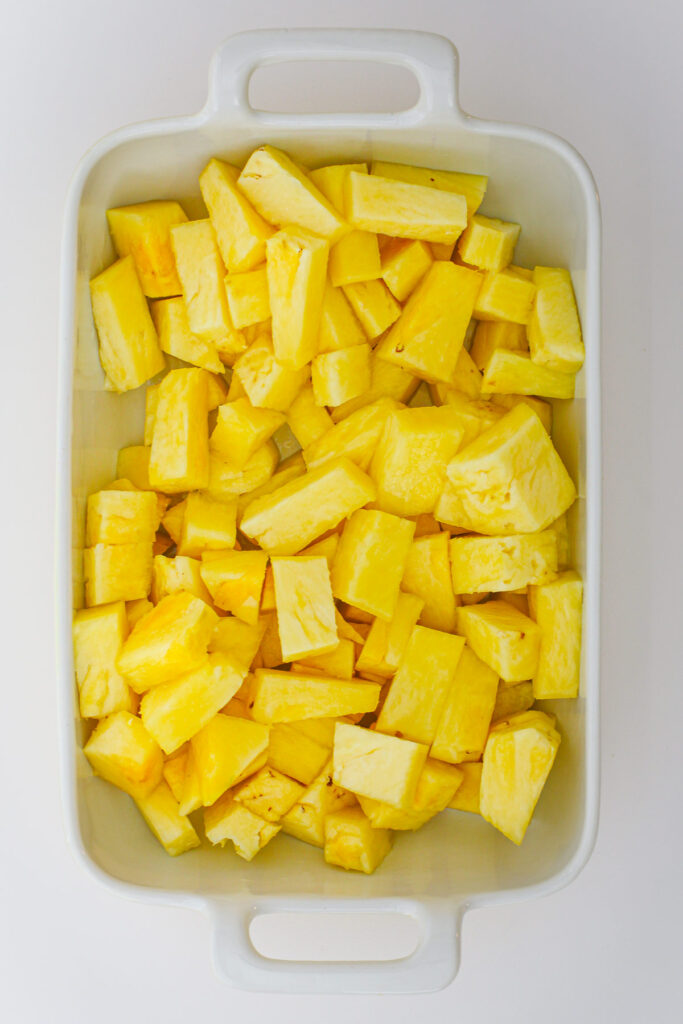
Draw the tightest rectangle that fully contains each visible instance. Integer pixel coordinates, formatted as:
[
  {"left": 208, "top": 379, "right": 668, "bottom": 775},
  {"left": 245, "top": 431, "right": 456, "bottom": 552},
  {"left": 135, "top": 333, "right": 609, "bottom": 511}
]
[{"left": 74, "top": 147, "right": 584, "bottom": 872}]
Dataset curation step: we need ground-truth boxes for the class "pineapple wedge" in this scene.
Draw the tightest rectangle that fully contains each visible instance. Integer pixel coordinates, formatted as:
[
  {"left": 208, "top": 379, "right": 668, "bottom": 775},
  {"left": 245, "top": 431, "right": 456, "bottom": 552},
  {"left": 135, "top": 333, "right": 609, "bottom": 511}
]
[
  {"left": 281, "top": 760, "right": 356, "bottom": 847},
  {"left": 333, "top": 722, "right": 428, "bottom": 810},
  {"left": 267, "top": 226, "right": 329, "bottom": 369},
  {"left": 312, "top": 344, "right": 371, "bottom": 407},
  {"left": 380, "top": 238, "right": 433, "bottom": 302},
  {"left": 149, "top": 368, "right": 209, "bottom": 493},
  {"left": 473, "top": 267, "right": 536, "bottom": 324},
  {"left": 294, "top": 638, "right": 355, "bottom": 679},
  {"left": 331, "top": 509, "right": 415, "bottom": 620},
  {"left": 134, "top": 780, "right": 201, "bottom": 856},
  {"left": 209, "top": 616, "right": 267, "bottom": 672},
  {"left": 303, "top": 397, "right": 400, "bottom": 472},
  {"left": 199, "top": 157, "right": 273, "bottom": 272},
  {"left": 401, "top": 531, "right": 458, "bottom": 633},
  {"left": 191, "top": 714, "right": 270, "bottom": 806},
  {"left": 150, "top": 296, "right": 224, "bottom": 372},
  {"left": 225, "top": 266, "right": 271, "bottom": 328},
  {"left": 86, "top": 489, "right": 158, "bottom": 546},
  {"left": 329, "top": 230, "right": 381, "bottom": 287},
  {"left": 330, "top": 351, "right": 418, "bottom": 422},
  {"left": 271, "top": 556, "right": 337, "bottom": 661},
  {"left": 83, "top": 542, "right": 153, "bottom": 607},
  {"left": 528, "top": 570, "right": 583, "bottom": 698},
  {"left": 345, "top": 171, "right": 468, "bottom": 244},
  {"left": 309, "top": 162, "right": 368, "bottom": 212},
  {"left": 287, "top": 384, "right": 335, "bottom": 447},
  {"left": 126, "top": 597, "right": 153, "bottom": 630},
  {"left": 370, "top": 161, "right": 488, "bottom": 216},
  {"left": 448, "top": 761, "right": 483, "bottom": 813},
  {"left": 431, "top": 645, "right": 499, "bottom": 764},
  {"left": 528, "top": 267, "right": 584, "bottom": 373},
  {"left": 248, "top": 670, "right": 380, "bottom": 724},
  {"left": 317, "top": 281, "right": 367, "bottom": 353},
  {"left": 324, "top": 806, "right": 392, "bottom": 874},
  {"left": 199, "top": 549, "right": 268, "bottom": 624},
  {"left": 341, "top": 279, "right": 401, "bottom": 338},
  {"left": 72, "top": 601, "right": 136, "bottom": 719},
  {"left": 450, "top": 530, "right": 558, "bottom": 594},
  {"left": 204, "top": 792, "right": 280, "bottom": 860},
  {"left": 481, "top": 349, "right": 575, "bottom": 400},
  {"left": 207, "top": 441, "right": 279, "bottom": 501},
  {"left": 359, "top": 758, "right": 463, "bottom": 830},
  {"left": 470, "top": 321, "right": 528, "bottom": 372},
  {"left": 107, "top": 200, "right": 188, "bottom": 297},
  {"left": 456, "top": 601, "right": 541, "bottom": 683},
  {"left": 84, "top": 710, "right": 163, "bottom": 800}
]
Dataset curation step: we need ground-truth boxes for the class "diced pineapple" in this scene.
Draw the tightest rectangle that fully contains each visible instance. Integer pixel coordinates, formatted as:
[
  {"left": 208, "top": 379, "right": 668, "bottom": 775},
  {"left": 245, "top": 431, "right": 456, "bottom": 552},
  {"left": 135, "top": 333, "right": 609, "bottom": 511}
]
[
  {"left": 470, "top": 321, "right": 528, "bottom": 372},
  {"left": 430, "top": 241, "right": 455, "bottom": 260},
  {"left": 317, "top": 281, "right": 367, "bottom": 353},
  {"left": 431, "top": 645, "right": 498, "bottom": 764},
  {"left": 448, "top": 761, "right": 483, "bottom": 813},
  {"left": 281, "top": 760, "right": 356, "bottom": 847},
  {"left": 345, "top": 172, "right": 468, "bottom": 243},
  {"left": 491, "top": 680, "right": 535, "bottom": 722},
  {"left": 312, "top": 344, "right": 371, "bottom": 407},
  {"left": 456, "top": 601, "right": 541, "bottom": 683},
  {"left": 117, "top": 591, "right": 218, "bottom": 692},
  {"left": 377, "top": 626, "right": 465, "bottom": 744},
  {"left": 224, "top": 266, "right": 271, "bottom": 329},
  {"left": 401, "top": 531, "right": 458, "bottom": 633},
  {"left": 355, "top": 591, "right": 424, "bottom": 678},
  {"left": 210, "top": 398, "right": 284, "bottom": 469},
  {"left": 286, "top": 384, "right": 334, "bottom": 448},
  {"left": 481, "top": 349, "right": 575, "bottom": 399},
  {"left": 205, "top": 372, "right": 229, "bottom": 408},
  {"left": 333, "top": 722, "right": 428, "bottom": 809},
  {"left": 528, "top": 570, "right": 583, "bottom": 699},
  {"left": 150, "top": 296, "right": 224, "bottom": 372},
  {"left": 440, "top": 393, "right": 504, "bottom": 449},
  {"left": 335, "top": 609, "right": 368, "bottom": 646},
  {"left": 209, "top": 616, "right": 267, "bottom": 672},
  {"left": 107, "top": 200, "right": 188, "bottom": 297},
  {"left": 308, "top": 160, "right": 367, "bottom": 206},
  {"left": 370, "top": 161, "right": 488, "bottom": 216},
  {"left": 267, "top": 722, "right": 331, "bottom": 785},
  {"left": 259, "top": 565, "right": 276, "bottom": 612},
  {"left": 450, "top": 531, "right": 558, "bottom": 594},
  {"left": 116, "top": 445, "right": 152, "bottom": 490},
  {"left": 330, "top": 352, "right": 418, "bottom": 422},
  {"left": 143, "top": 385, "right": 159, "bottom": 446},
  {"left": 376, "top": 263, "right": 482, "bottom": 385},
  {"left": 240, "top": 457, "right": 375, "bottom": 555},
  {"left": 160, "top": 498, "right": 186, "bottom": 544},
  {"left": 528, "top": 267, "right": 584, "bottom": 373},
  {"left": 295, "top": 638, "right": 355, "bottom": 679},
  {"left": 489, "top": 393, "right": 552, "bottom": 433},
  {"left": 380, "top": 238, "right": 433, "bottom": 301},
  {"left": 233, "top": 334, "right": 309, "bottom": 411},
  {"left": 90, "top": 256, "right": 165, "bottom": 392},
  {"left": 192, "top": 714, "right": 270, "bottom": 806},
  {"left": 480, "top": 710, "right": 561, "bottom": 844},
  {"left": 300, "top": 533, "right": 340, "bottom": 566},
  {"left": 324, "top": 806, "right": 391, "bottom": 874},
  {"left": 73, "top": 601, "right": 135, "bottom": 718},
  {"left": 163, "top": 747, "right": 189, "bottom": 802},
  {"left": 473, "top": 267, "right": 536, "bottom": 324},
  {"left": 302, "top": 397, "right": 400, "bottom": 472},
  {"left": 359, "top": 758, "right": 463, "bottom": 830},
  {"left": 499, "top": 591, "right": 530, "bottom": 615},
  {"left": 332, "top": 509, "right": 415, "bottom": 620},
  {"left": 204, "top": 792, "right": 280, "bottom": 860},
  {"left": 134, "top": 780, "right": 200, "bottom": 856},
  {"left": 207, "top": 441, "right": 279, "bottom": 501},
  {"left": 177, "top": 492, "right": 237, "bottom": 558},
  {"left": 442, "top": 404, "right": 576, "bottom": 534},
  {"left": 549, "top": 512, "right": 571, "bottom": 568},
  {"left": 248, "top": 670, "right": 380, "bottom": 723},
  {"left": 149, "top": 368, "right": 209, "bottom": 492},
  {"left": 233, "top": 766, "right": 305, "bottom": 822},
  {"left": 457, "top": 214, "right": 520, "bottom": 272},
  {"left": 256, "top": 611, "right": 284, "bottom": 668},
  {"left": 271, "top": 556, "right": 337, "bottom": 661},
  {"left": 199, "top": 549, "right": 268, "bottom": 624},
  {"left": 266, "top": 226, "right": 329, "bottom": 369},
  {"left": 341, "top": 280, "right": 401, "bottom": 338},
  {"left": 86, "top": 489, "right": 158, "bottom": 546},
  {"left": 84, "top": 710, "right": 163, "bottom": 800},
  {"left": 199, "top": 158, "right": 273, "bottom": 272},
  {"left": 235, "top": 451, "right": 305, "bottom": 518},
  {"left": 83, "top": 542, "right": 153, "bottom": 607},
  {"left": 151, "top": 554, "right": 212, "bottom": 605},
  {"left": 329, "top": 231, "right": 381, "bottom": 287},
  {"left": 370, "top": 406, "right": 465, "bottom": 516},
  {"left": 126, "top": 597, "right": 153, "bottom": 631},
  {"left": 178, "top": 746, "right": 202, "bottom": 815}
]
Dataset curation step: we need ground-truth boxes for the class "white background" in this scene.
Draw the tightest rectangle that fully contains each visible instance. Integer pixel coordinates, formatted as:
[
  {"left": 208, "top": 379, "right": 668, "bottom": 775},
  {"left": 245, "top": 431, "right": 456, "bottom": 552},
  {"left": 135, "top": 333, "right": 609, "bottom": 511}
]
[{"left": 1, "top": 1, "right": 681, "bottom": 1020}]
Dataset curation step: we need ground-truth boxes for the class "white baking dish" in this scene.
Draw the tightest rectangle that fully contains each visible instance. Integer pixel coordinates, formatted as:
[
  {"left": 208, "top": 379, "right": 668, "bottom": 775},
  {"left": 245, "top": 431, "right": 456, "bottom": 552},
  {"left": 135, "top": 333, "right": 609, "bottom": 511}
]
[{"left": 56, "top": 29, "right": 601, "bottom": 994}]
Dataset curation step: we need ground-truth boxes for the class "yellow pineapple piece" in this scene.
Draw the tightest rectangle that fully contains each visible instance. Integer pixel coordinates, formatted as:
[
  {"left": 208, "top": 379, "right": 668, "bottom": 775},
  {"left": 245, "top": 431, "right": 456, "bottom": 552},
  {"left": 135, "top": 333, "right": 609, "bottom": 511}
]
[
  {"left": 205, "top": 372, "right": 229, "bottom": 408},
  {"left": 377, "top": 626, "right": 465, "bottom": 744},
  {"left": 134, "top": 780, "right": 200, "bottom": 856},
  {"left": 335, "top": 609, "right": 367, "bottom": 646},
  {"left": 441, "top": 393, "right": 505, "bottom": 449},
  {"left": 72, "top": 601, "right": 135, "bottom": 718},
  {"left": 370, "top": 406, "right": 465, "bottom": 516},
  {"left": 300, "top": 532, "right": 340, "bottom": 566},
  {"left": 224, "top": 265, "right": 271, "bottom": 329},
  {"left": 107, "top": 200, "right": 187, "bottom": 297},
  {"left": 126, "top": 597, "right": 153, "bottom": 630},
  {"left": 266, "top": 226, "right": 329, "bottom": 369},
  {"left": 151, "top": 554, "right": 212, "bottom": 605},
  {"left": 209, "top": 398, "right": 284, "bottom": 469},
  {"left": 233, "top": 334, "right": 309, "bottom": 411},
  {"left": 199, "top": 549, "right": 268, "bottom": 624},
  {"left": 83, "top": 542, "right": 152, "bottom": 607},
  {"left": 443, "top": 404, "right": 576, "bottom": 534},
  {"left": 294, "top": 638, "right": 355, "bottom": 679},
  {"left": 303, "top": 397, "right": 400, "bottom": 473},
  {"left": 430, "top": 241, "right": 455, "bottom": 260},
  {"left": 160, "top": 498, "right": 186, "bottom": 544},
  {"left": 355, "top": 592, "right": 424, "bottom": 678},
  {"left": 324, "top": 806, "right": 391, "bottom": 874},
  {"left": 236, "top": 456, "right": 306, "bottom": 524},
  {"left": 199, "top": 157, "right": 273, "bottom": 273},
  {"left": 286, "top": 384, "right": 334, "bottom": 448},
  {"left": 84, "top": 710, "right": 163, "bottom": 799},
  {"left": 528, "top": 267, "right": 584, "bottom": 373},
  {"left": 380, "top": 238, "right": 433, "bottom": 301},
  {"left": 204, "top": 792, "right": 280, "bottom": 859},
  {"left": 86, "top": 489, "right": 158, "bottom": 546},
  {"left": 481, "top": 349, "right": 575, "bottom": 399},
  {"left": 402, "top": 531, "right": 458, "bottom": 633},
  {"left": 282, "top": 760, "right": 356, "bottom": 848},
  {"left": 431, "top": 645, "right": 498, "bottom": 764},
  {"left": 311, "top": 344, "right": 371, "bottom": 407},
  {"left": 333, "top": 722, "right": 428, "bottom": 809},
  {"left": 450, "top": 531, "right": 558, "bottom": 594},
  {"left": 163, "top": 747, "right": 189, "bottom": 802},
  {"left": 248, "top": 669, "right": 380, "bottom": 724},
  {"left": 149, "top": 368, "right": 209, "bottom": 492},
  {"left": 457, "top": 214, "right": 520, "bottom": 272},
  {"left": 331, "top": 509, "right": 414, "bottom": 621},
  {"left": 178, "top": 492, "right": 237, "bottom": 558},
  {"left": 260, "top": 565, "right": 276, "bottom": 612},
  {"left": 150, "top": 296, "right": 223, "bottom": 372},
  {"left": 117, "top": 591, "right": 218, "bottom": 692},
  {"left": 499, "top": 591, "right": 530, "bottom": 616},
  {"left": 309, "top": 162, "right": 368, "bottom": 211},
  {"left": 330, "top": 352, "right": 418, "bottom": 422},
  {"left": 456, "top": 601, "right": 541, "bottom": 682},
  {"left": 473, "top": 267, "right": 536, "bottom": 324},
  {"left": 89, "top": 256, "right": 165, "bottom": 392},
  {"left": 376, "top": 263, "right": 482, "bottom": 385},
  {"left": 329, "top": 231, "right": 381, "bottom": 287},
  {"left": 144, "top": 385, "right": 159, "bottom": 446},
  {"left": 528, "top": 570, "right": 583, "bottom": 698},
  {"left": 116, "top": 445, "right": 152, "bottom": 490},
  {"left": 240, "top": 457, "right": 375, "bottom": 555},
  {"left": 209, "top": 616, "right": 267, "bottom": 671},
  {"left": 370, "top": 160, "right": 488, "bottom": 215},
  {"left": 345, "top": 171, "right": 467, "bottom": 243},
  {"left": 207, "top": 441, "right": 278, "bottom": 501},
  {"left": 317, "top": 281, "right": 367, "bottom": 353},
  {"left": 175, "top": 745, "right": 201, "bottom": 815},
  {"left": 448, "top": 761, "right": 483, "bottom": 813},
  {"left": 359, "top": 758, "right": 463, "bottom": 830},
  {"left": 192, "top": 714, "right": 270, "bottom": 806},
  {"left": 238, "top": 146, "right": 346, "bottom": 242},
  {"left": 480, "top": 710, "right": 561, "bottom": 844},
  {"left": 341, "top": 279, "right": 401, "bottom": 338},
  {"left": 489, "top": 393, "right": 552, "bottom": 433},
  {"left": 549, "top": 512, "right": 571, "bottom": 568},
  {"left": 451, "top": 347, "right": 483, "bottom": 398},
  {"left": 267, "top": 722, "right": 331, "bottom": 784},
  {"left": 271, "top": 556, "right": 337, "bottom": 661},
  {"left": 232, "top": 766, "right": 305, "bottom": 822},
  {"left": 491, "top": 680, "right": 535, "bottom": 722},
  {"left": 470, "top": 321, "right": 528, "bottom": 372}
]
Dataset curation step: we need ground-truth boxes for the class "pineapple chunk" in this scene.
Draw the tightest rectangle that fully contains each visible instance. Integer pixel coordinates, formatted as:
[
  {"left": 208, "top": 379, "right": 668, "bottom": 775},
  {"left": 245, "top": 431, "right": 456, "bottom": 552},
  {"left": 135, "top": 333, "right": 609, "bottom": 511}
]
[
  {"left": 311, "top": 345, "right": 371, "bottom": 407},
  {"left": 107, "top": 200, "right": 188, "bottom": 297},
  {"left": 380, "top": 238, "right": 433, "bottom": 301},
  {"left": 499, "top": 591, "right": 530, "bottom": 615},
  {"left": 116, "top": 445, "right": 152, "bottom": 490},
  {"left": 473, "top": 267, "right": 536, "bottom": 324},
  {"left": 271, "top": 556, "right": 337, "bottom": 661},
  {"left": 233, "top": 334, "right": 309, "bottom": 411},
  {"left": 134, "top": 780, "right": 200, "bottom": 856},
  {"left": 207, "top": 441, "right": 278, "bottom": 501},
  {"left": 528, "top": 267, "right": 584, "bottom": 373},
  {"left": 377, "top": 626, "right": 465, "bottom": 744},
  {"left": 240, "top": 457, "right": 375, "bottom": 555},
  {"left": 126, "top": 597, "right": 153, "bottom": 630},
  {"left": 370, "top": 161, "right": 488, "bottom": 216},
  {"left": 150, "top": 297, "right": 223, "bottom": 372},
  {"left": 488, "top": 393, "right": 552, "bottom": 433},
  {"left": 549, "top": 512, "right": 571, "bottom": 569},
  {"left": 178, "top": 746, "right": 202, "bottom": 815},
  {"left": 260, "top": 565, "right": 276, "bottom": 612},
  {"left": 431, "top": 241, "right": 455, "bottom": 260},
  {"left": 192, "top": 714, "right": 270, "bottom": 806},
  {"left": 210, "top": 398, "right": 284, "bottom": 469},
  {"left": 335, "top": 609, "right": 368, "bottom": 646},
  {"left": 480, "top": 710, "right": 561, "bottom": 844},
  {"left": 256, "top": 611, "right": 284, "bottom": 668},
  {"left": 333, "top": 722, "right": 428, "bottom": 809},
  {"left": 295, "top": 638, "right": 356, "bottom": 678},
  {"left": 329, "top": 231, "right": 381, "bottom": 287},
  {"left": 451, "top": 348, "right": 483, "bottom": 398},
  {"left": 300, "top": 533, "right": 340, "bottom": 566},
  {"left": 442, "top": 404, "right": 576, "bottom": 535},
  {"left": 178, "top": 492, "right": 237, "bottom": 558},
  {"left": 324, "top": 806, "right": 391, "bottom": 874},
  {"left": 345, "top": 171, "right": 467, "bottom": 243},
  {"left": 481, "top": 349, "right": 575, "bottom": 399},
  {"left": 83, "top": 542, "right": 153, "bottom": 607},
  {"left": 281, "top": 760, "right": 356, "bottom": 847},
  {"left": 209, "top": 616, "right": 267, "bottom": 671},
  {"left": 117, "top": 591, "right": 218, "bottom": 692},
  {"left": 309, "top": 162, "right": 368, "bottom": 212},
  {"left": 470, "top": 321, "right": 528, "bottom": 372},
  {"left": 431, "top": 645, "right": 499, "bottom": 764},
  {"left": 89, "top": 256, "right": 165, "bottom": 392},
  {"left": 204, "top": 792, "right": 280, "bottom": 860},
  {"left": 248, "top": 670, "right": 380, "bottom": 723},
  {"left": 456, "top": 601, "right": 541, "bottom": 683},
  {"left": 491, "top": 680, "right": 535, "bottom": 722},
  {"left": 341, "top": 280, "right": 401, "bottom": 338},
  {"left": 199, "top": 549, "right": 268, "bottom": 624},
  {"left": 224, "top": 266, "right": 271, "bottom": 328},
  {"left": 233, "top": 766, "right": 305, "bottom": 822},
  {"left": 402, "top": 531, "right": 458, "bottom": 633},
  {"left": 199, "top": 158, "right": 273, "bottom": 272},
  {"left": 163, "top": 747, "right": 189, "bottom": 802},
  {"left": 149, "top": 368, "right": 209, "bottom": 492},
  {"left": 332, "top": 509, "right": 415, "bottom": 620},
  {"left": 72, "top": 601, "right": 136, "bottom": 718},
  {"left": 151, "top": 554, "right": 212, "bottom": 605},
  {"left": 450, "top": 531, "right": 558, "bottom": 594},
  {"left": 84, "top": 710, "right": 163, "bottom": 800},
  {"left": 359, "top": 758, "right": 463, "bottom": 830},
  {"left": 448, "top": 761, "right": 483, "bottom": 813},
  {"left": 376, "top": 263, "right": 482, "bottom": 385},
  {"left": 287, "top": 384, "right": 334, "bottom": 447},
  {"left": 457, "top": 214, "right": 520, "bottom": 272},
  {"left": 317, "top": 282, "right": 368, "bottom": 353},
  {"left": 237, "top": 455, "right": 307, "bottom": 522},
  {"left": 144, "top": 384, "right": 159, "bottom": 445},
  {"left": 267, "top": 722, "right": 331, "bottom": 784},
  {"left": 370, "top": 406, "right": 465, "bottom": 516},
  {"left": 160, "top": 498, "right": 186, "bottom": 544},
  {"left": 86, "top": 489, "right": 158, "bottom": 546},
  {"left": 205, "top": 372, "right": 229, "bottom": 408},
  {"left": 355, "top": 591, "right": 424, "bottom": 678},
  {"left": 528, "top": 570, "right": 583, "bottom": 699},
  {"left": 330, "top": 352, "right": 418, "bottom": 421},
  {"left": 266, "top": 226, "right": 329, "bottom": 369},
  {"left": 303, "top": 397, "right": 400, "bottom": 472}
]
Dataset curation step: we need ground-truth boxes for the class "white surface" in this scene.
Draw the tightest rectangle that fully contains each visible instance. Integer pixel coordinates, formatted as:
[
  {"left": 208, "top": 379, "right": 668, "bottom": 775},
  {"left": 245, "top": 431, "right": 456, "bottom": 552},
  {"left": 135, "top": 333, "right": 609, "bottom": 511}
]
[{"left": 0, "top": 0, "right": 680, "bottom": 1019}]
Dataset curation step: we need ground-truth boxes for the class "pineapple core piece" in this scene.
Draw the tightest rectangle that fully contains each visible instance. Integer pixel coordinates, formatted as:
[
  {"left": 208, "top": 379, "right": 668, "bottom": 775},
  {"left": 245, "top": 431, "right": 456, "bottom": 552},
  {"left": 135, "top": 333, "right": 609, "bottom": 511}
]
[
  {"left": 107, "top": 200, "right": 187, "bottom": 298},
  {"left": 199, "top": 157, "right": 273, "bottom": 273},
  {"left": 134, "top": 780, "right": 201, "bottom": 856},
  {"left": 324, "top": 806, "right": 392, "bottom": 874},
  {"left": 345, "top": 171, "right": 468, "bottom": 244},
  {"left": 192, "top": 714, "right": 270, "bottom": 806},
  {"left": 331, "top": 509, "right": 415, "bottom": 621},
  {"left": 266, "top": 226, "right": 329, "bottom": 370},
  {"left": 456, "top": 601, "right": 541, "bottom": 683},
  {"left": 149, "top": 368, "right": 209, "bottom": 493},
  {"left": 248, "top": 670, "right": 380, "bottom": 724},
  {"left": 72, "top": 601, "right": 136, "bottom": 719},
  {"left": 448, "top": 761, "right": 483, "bottom": 813},
  {"left": 431, "top": 645, "right": 499, "bottom": 764},
  {"left": 204, "top": 792, "right": 281, "bottom": 860},
  {"left": 271, "top": 555, "right": 337, "bottom": 661},
  {"left": 528, "top": 267, "right": 585, "bottom": 373},
  {"left": 450, "top": 530, "right": 559, "bottom": 594},
  {"left": 281, "top": 759, "right": 356, "bottom": 847},
  {"left": 84, "top": 710, "right": 163, "bottom": 800},
  {"left": 359, "top": 758, "right": 463, "bottom": 830},
  {"left": 333, "top": 722, "right": 428, "bottom": 810},
  {"left": 401, "top": 532, "right": 458, "bottom": 633},
  {"left": 528, "top": 570, "right": 583, "bottom": 699}
]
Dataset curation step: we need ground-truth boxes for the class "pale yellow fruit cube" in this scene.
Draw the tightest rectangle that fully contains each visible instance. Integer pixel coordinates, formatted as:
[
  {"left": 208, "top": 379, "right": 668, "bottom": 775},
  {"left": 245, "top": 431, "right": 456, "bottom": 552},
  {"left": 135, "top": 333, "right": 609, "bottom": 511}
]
[
  {"left": 341, "top": 279, "right": 401, "bottom": 338},
  {"left": 149, "top": 368, "right": 209, "bottom": 492},
  {"left": 330, "top": 352, "right": 418, "bottom": 422},
  {"left": 134, "top": 780, "right": 200, "bottom": 856},
  {"left": 207, "top": 441, "right": 279, "bottom": 501},
  {"left": 549, "top": 512, "right": 571, "bottom": 568},
  {"left": 233, "top": 334, "right": 309, "bottom": 411},
  {"left": 300, "top": 532, "right": 340, "bottom": 566},
  {"left": 236, "top": 452, "right": 306, "bottom": 517},
  {"left": 481, "top": 349, "right": 575, "bottom": 399},
  {"left": 451, "top": 347, "right": 483, "bottom": 398},
  {"left": 160, "top": 498, "right": 186, "bottom": 544},
  {"left": 116, "top": 445, "right": 152, "bottom": 490},
  {"left": 317, "top": 281, "right": 367, "bottom": 352},
  {"left": 267, "top": 723, "right": 331, "bottom": 785},
  {"left": 376, "top": 263, "right": 482, "bottom": 385},
  {"left": 210, "top": 398, "right": 284, "bottom": 469},
  {"left": 150, "top": 296, "right": 223, "bottom": 372},
  {"left": 126, "top": 597, "right": 153, "bottom": 631},
  {"left": 204, "top": 792, "right": 280, "bottom": 859},
  {"left": 450, "top": 530, "right": 558, "bottom": 594},
  {"left": 233, "top": 766, "right": 305, "bottom": 822},
  {"left": 480, "top": 710, "right": 560, "bottom": 843},
  {"left": 303, "top": 397, "right": 398, "bottom": 474},
  {"left": 359, "top": 758, "right": 463, "bottom": 830},
  {"left": 499, "top": 591, "right": 530, "bottom": 616},
  {"left": 377, "top": 626, "right": 465, "bottom": 744},
  {"left": 333, "top": 722, "right": 428, "bottom": 810},
  {"left": 470, "top": 320, "right": 528, "bottom": 372},
  {"left": 345, "top": 172, "right": 468, "bottom": 243},
  {"left": 107, "top": 200, "right": 188, "bottom": 297},
  {"left": 266, "top": 226, "right": 329, "bottom": 369},
  {"left": 248, "top": 670, "right": 380, "bottom": 724},
  {"left": 286, "top": 384, "right": 334, "bottom": 448},
  {"left": 443, "top": 404, "right": 576, "bottom": 534},
  {"left": 431, "top": 645, "right": 499, "bottom": 764},
  {"left": 324, "top": 806, "right": 391, "bottom": 874},
  {"left": 380, "top": 238, "right": 433, "bottom": 301},
  {"left": 90, "top": 256, "right": 165, "bottom": 392},
  {"left": 402, "top": 531, "right": 458, "bottom": 633},
  {"left": 224, "top": 266, "right": 271, "bottom": 328},
  {"left": 438, "top": 392, "right": 504, "bottom": 448},
  {"left": 457, "top": 601, "right": 541, "bottom": 683},
  {"left": 199, "top": 157, "right": 273, "bottom": 272},
  {"left": 457, "top": 214, "right": 520, "bottom": 272},
  {"left": 355, "top": 592, "right": 424, "bottom": 678},
  {"left": 309, "top": 162, "right": 368, "bottom": 212},
  {"left": 489, "top": 393, "right": 552, "bottom": 433},
  {"left": 332, "top": 509, "right": 415, "bottom": 620},
  {"left": 430, "top": 241, "right": 456, "bottom": 260},
  {"left": 72, "top": 601, "right": 135, "bottom": 718},
  {"left": 528, "top": 570, "right": 583, "bottom": 698},
  {"left": 178, "top": 492, "right": 237, "bottom": 558},
  {"left": 271, "top": 556, "right": 337, "bottom": 661},
  {"left": 312, "top": 343, "right": 371, "bottom": 407},
  {"left": 448, "top": 761, "right": 483, "bottom": 813},
  {"left": 370, "top": 161, "right": 487, "bottom": 216},
  {"left": 209, "top": 616, "right": 267, "bottom": 672},
  {"left": 162, "top": 747, "right": 189, "bottom": 803},
  {"left": 528, "top": 267, "right": 584, "bottom": 373},
  {"left": 294, "top": 638, "right": 355, "bottom": 679},
  {"left": 199, "top": 549, "right": 268, "bottom": 624},
  {"left": 281, "top": 760, "right": 356, "bottom": 847},
  {"left": 151, "top": 554, "right": 212, "bottom": 605},
  {"left": 192, "top": 714, "right": 270, "bottom": 806},
  {"left": 84, "top": 710, "right": 163, "bottom": 800},
  {"left": 473, "top": 267, "right": 536, "bottom": 324},
  {"left": 175, "top": 747, "right": 202, "bottom": 816},
  {"left": 83, "top": 542, "right": 153, "bottom": 607},
  {"left": 86, "top": 489, "right": 158, "bottom": 546},
  {"left": 491, "top": 680, "right": 535, "bottom": 722},
  {"left": 329, "top": 231, "right": 381, "bottom": 287}
]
